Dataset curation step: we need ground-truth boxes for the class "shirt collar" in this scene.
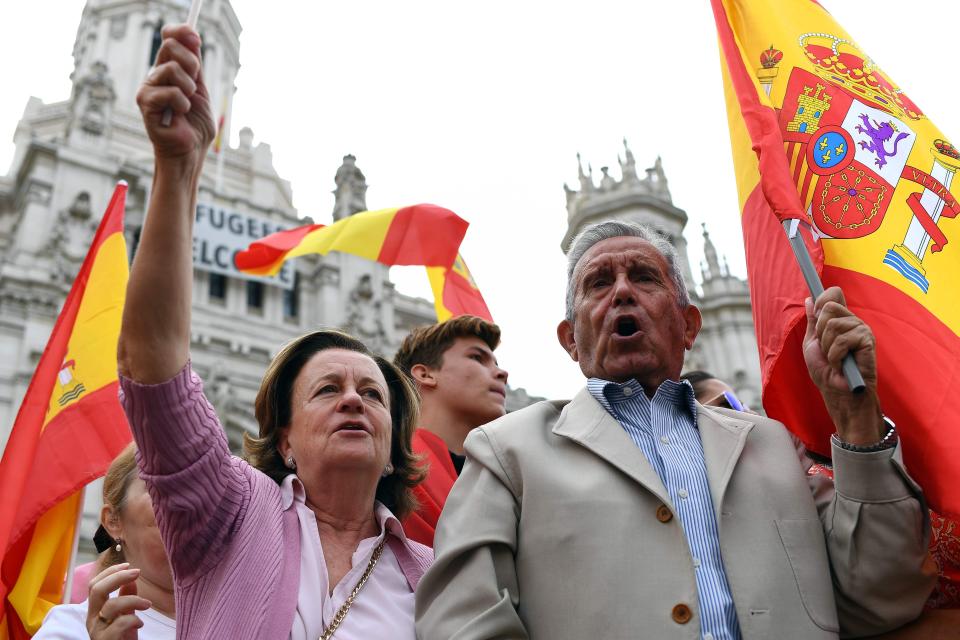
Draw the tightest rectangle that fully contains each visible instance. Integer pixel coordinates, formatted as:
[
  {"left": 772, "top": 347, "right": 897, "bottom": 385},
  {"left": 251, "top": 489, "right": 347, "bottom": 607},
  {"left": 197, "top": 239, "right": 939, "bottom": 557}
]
[
  {"left": 587, "top": 377, "right": 699, "bottom": 428},
  {"left": 280, "top": 473, "right": 407, "bottom": 542}
]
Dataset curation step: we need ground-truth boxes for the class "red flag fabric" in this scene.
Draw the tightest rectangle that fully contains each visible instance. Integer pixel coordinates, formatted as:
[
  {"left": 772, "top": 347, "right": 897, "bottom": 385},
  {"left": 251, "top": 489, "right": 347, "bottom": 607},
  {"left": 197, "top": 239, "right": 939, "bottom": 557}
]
[{"left": 0, "top": 183, "right": 132, "bottom": 638}]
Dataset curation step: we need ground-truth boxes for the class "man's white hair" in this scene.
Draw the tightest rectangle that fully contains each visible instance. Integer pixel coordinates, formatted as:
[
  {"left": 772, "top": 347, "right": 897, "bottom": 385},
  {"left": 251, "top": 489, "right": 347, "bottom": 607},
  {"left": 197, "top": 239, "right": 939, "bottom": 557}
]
[{"left": 564, "top": 220, "right": 691, "bottom": 323}]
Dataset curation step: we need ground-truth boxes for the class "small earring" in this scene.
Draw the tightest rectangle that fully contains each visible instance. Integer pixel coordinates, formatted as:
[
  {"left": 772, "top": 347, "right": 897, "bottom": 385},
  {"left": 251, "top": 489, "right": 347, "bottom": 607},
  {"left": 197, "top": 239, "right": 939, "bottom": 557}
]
[
  {"left": 286, "top": 455, "right": 296, "bottom": 470},
  {"left": 114, "top": 539, "right": 122, "bottom": 553},
  {"left": 382, "top": 462, "right": 394, "bottom": 478}
]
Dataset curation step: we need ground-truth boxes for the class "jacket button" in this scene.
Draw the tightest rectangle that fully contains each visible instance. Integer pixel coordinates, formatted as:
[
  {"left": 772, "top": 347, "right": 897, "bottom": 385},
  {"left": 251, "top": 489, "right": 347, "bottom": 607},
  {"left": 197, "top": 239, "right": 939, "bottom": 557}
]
[
  {"left": 672, "top": 603, "right": 692, "bottom": 624},
  {"left": 656, "top": 504, "right": 673, "bottom": 523}
]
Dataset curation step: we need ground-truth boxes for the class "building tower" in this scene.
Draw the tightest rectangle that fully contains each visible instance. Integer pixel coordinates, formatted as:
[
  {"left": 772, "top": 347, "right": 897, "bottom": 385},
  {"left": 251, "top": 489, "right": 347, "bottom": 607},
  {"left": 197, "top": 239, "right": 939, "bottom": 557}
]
[
  {"left": 562, "top": 141, "right": 762, "bottom": 409},
  {"left": 562, "top": 140, "right": 697, "bottom": 292}
]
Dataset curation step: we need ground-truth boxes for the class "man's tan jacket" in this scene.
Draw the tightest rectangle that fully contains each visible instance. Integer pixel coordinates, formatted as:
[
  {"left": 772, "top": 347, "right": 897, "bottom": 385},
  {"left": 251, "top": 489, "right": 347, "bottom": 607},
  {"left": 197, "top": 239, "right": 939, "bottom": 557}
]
[{"left": 415, "top": 388, "right": 935, "bottom": 639}]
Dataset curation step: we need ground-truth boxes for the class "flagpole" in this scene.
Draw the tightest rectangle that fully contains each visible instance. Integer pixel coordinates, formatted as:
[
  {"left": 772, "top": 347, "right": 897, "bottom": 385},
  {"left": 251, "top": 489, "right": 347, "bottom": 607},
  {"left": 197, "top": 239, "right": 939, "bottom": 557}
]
[
  {"left": 215, "top": 145, "right": 225, "bottom": 194},
  {"left": 781, "top": 220, "right": 866, "bottom": 394},
  {"left": 61, "top": 485, "right": 86, "bottom": 605},
  {"left": 160, "top": 0, "right": 205, "bottom": 127}
]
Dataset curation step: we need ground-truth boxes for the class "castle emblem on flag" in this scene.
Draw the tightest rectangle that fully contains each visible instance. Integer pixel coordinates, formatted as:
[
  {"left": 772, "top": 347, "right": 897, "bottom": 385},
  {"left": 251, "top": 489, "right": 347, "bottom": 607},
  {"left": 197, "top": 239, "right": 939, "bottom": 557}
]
[{"left": 56, "top": 359, "right": 86, "bottom": 406}]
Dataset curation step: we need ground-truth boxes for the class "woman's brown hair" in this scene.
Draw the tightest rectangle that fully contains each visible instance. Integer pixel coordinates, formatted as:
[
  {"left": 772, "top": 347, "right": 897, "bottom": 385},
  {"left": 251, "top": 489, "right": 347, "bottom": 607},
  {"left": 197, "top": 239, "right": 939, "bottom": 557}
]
[
  {"left": 244, "top": 330, "right": 424, "bottom": 518},
  {"left": 99, "top": 443, "right": 139, "bottom": 567}
]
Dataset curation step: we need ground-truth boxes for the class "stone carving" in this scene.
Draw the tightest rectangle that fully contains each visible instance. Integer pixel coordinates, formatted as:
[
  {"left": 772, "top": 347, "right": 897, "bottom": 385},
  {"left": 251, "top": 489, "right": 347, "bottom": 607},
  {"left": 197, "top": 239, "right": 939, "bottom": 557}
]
[
  {"left": 71, "top": 61, "right": 116, "bottom": 136},
  {"left": 576, "top": 152, "right": 594, "bottom": 193},
  {"left": 110, "top": 15, "right": 128, "bottom": 39},
  {"left": 620, "top": 138, "right": 639, "bottom": 183},
  {"left": 207, "top": 362, "right": 237, "bottom": 420},
  {"left": 26, "top": 181, "right": 53, "bottom": 206},
  {"left": 599, "top": 166, "right": 617, "bottom": 191},
  {"left": 332, "top": 154, "right": 368, "bottom": 221},
  {"left": 345, "top": 274, "right": 386, "bottom": 350},
  {"left": 48, "top": 192, "right": 98, "bottom": 284}
]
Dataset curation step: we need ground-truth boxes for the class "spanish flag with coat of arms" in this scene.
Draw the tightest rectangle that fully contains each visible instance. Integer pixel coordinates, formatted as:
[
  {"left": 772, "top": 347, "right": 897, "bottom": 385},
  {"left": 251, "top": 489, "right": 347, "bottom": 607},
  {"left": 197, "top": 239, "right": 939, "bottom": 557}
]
[
  {"left": 711, "top": 0, "right": 960, "bottom": 518},
  {"left": 0, "top": 183, "right": 132, "bottom": 638}
]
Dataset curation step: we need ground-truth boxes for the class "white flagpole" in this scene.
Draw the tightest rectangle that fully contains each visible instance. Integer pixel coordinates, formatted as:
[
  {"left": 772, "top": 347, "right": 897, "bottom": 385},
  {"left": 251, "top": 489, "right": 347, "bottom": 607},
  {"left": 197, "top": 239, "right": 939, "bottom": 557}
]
[
  {"left": 61, "top": 485, "right": 87, "bottom": 605},
  {"left": 160, "top": 0, "right": 206, "bottom": 127}
]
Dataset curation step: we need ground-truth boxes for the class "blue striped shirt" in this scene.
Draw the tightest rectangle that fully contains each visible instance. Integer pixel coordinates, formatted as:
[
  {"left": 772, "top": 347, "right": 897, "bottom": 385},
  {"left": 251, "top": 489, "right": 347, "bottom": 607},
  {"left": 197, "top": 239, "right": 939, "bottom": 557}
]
[{"left": 587, "top": 377, "right": 741, "bottom": 640}]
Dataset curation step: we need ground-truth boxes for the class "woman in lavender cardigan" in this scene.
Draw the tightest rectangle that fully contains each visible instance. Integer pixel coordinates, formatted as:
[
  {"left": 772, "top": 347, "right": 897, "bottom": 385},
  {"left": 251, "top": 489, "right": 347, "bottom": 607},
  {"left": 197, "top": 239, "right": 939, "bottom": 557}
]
[{"left": 116, "top": 23, "right": 432, "bottom": 640}]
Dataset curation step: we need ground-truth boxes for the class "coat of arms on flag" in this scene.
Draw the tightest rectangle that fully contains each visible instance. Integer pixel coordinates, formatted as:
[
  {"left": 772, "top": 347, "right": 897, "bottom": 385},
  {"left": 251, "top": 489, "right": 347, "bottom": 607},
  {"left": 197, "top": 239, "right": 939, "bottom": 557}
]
[{"left": 760, "top": 34, "right": 959, "bottom": 295}]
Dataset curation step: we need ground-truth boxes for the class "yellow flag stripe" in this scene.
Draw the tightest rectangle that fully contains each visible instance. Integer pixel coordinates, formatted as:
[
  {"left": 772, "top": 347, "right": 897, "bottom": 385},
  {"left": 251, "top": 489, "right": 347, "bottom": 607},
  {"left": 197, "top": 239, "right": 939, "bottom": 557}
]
[
  {"left": 426, "top": 265, "right": 451, "bottom": 323},
  {"left": 285, "top": 208, "right": 399, "bottom": 263},
  {"left": 7, "top": 492, "right": 81, "bottom": 634}
]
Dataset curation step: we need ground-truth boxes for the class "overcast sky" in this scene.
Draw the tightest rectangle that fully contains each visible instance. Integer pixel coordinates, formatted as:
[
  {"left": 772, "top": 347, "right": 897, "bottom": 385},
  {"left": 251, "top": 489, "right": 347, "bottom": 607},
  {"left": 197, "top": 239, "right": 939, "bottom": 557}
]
[{"left": 1, "top": 1, "right": 958, "bottom": 400}]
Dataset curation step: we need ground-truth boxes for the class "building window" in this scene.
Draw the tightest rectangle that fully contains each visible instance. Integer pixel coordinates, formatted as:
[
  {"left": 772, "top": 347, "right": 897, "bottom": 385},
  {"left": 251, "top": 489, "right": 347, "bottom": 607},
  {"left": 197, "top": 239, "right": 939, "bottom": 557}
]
[
  {"left": 129, "top": 226, "right": 142, "bottom": 262},
  {"left": 283, "top": 272, "right": 300, "bottom": 321},
  {"left": 149, "top": 22, "right": 163, "bottom": 67},
  {"left": 209, "top": 272, "right": 227, "bottom": 304},
  {"left": 246, "top": 281, "right": 264, "bottom": 315}
]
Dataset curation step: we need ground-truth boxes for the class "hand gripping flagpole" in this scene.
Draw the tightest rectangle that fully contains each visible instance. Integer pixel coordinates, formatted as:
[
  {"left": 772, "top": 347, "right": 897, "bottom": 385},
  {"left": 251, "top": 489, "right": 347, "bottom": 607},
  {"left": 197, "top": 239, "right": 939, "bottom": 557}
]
[
  {"left": 160, "top": 0, "right": 205, "bottom": 127},
  {"left": 782, "top": 219, "right": 866, "bottom": 394}
]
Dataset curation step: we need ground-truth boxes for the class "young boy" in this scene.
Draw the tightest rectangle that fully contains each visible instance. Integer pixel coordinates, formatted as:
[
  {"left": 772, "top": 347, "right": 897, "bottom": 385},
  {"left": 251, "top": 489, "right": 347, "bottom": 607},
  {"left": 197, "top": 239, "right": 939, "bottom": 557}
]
[{"left": 394, "top": 315, "right": 508, "bottom": 546}]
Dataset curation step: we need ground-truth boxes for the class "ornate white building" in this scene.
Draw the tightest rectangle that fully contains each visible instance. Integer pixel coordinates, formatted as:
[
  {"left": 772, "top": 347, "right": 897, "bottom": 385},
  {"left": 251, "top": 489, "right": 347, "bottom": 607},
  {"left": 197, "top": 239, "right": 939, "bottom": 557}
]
[
  {"left": 562, "top": 140, "right": 762, "bottom": 410},
  {"left": 0, "top": 0, "right": 486, "bottom": 559}
]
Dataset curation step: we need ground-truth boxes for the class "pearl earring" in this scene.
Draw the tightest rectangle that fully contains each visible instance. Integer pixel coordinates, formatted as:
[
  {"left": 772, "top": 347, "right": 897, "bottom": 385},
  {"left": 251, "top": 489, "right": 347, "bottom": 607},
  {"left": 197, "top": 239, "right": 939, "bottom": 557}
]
[{"left": 114, "top": 539, "right": 122, "bottom": 553}]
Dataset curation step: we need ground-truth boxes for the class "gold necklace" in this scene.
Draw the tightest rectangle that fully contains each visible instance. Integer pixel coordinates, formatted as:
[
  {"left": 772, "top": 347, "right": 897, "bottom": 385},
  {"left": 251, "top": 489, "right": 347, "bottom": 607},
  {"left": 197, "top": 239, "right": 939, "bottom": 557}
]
[{"left": 320, "top": 538, "right": 386, "bottom": 640}]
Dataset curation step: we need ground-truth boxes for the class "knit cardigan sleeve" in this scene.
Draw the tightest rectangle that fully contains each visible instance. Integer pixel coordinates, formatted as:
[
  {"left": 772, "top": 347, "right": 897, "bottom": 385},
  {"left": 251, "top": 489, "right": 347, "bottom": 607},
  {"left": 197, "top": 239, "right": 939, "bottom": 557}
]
[{"left": 120, "top": 362, "right": 253, "bottom": 585}]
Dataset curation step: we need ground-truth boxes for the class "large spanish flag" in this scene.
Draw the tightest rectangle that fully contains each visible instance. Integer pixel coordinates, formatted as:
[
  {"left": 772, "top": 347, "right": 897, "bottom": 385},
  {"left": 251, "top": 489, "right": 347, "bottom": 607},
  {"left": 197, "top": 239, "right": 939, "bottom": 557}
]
[
  {"left": 236, "top": 203, "right": 492, "bottom": 322},
  {"left": 0, "top": 183, "right": 132, "bottom": 638},
  {"left": 712, "top": 0, "right": 960, "bottom": 517}
]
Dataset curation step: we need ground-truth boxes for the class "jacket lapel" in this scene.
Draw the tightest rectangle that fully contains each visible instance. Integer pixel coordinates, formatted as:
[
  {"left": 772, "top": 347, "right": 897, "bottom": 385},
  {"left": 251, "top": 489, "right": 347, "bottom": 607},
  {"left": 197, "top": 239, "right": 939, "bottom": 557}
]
[
  {"left": 553, "top": 388, "right": 672, "bottom": 506},
  {"left": 697, "top": 406, "right": 755, "bottom": 524}
]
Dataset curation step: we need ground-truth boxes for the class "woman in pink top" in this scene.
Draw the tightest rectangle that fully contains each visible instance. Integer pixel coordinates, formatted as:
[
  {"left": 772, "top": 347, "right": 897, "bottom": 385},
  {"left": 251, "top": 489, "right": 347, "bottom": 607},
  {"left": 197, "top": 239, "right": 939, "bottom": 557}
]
[{"left": 117, "top": 24, "right": 431, "bottom": 640}]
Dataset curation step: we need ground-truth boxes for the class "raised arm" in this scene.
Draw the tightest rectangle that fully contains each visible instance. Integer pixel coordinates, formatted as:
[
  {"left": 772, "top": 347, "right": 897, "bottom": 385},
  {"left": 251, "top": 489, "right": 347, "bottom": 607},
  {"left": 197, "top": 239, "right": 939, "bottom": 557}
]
[
  {"left": 803, "top": 287, "right": 935, "bottom": 634},
  {"left": 117, "top": 25, "right": 251, "bottom": 584},
  {"left": 118, "top": 24, "right": 214, "bottom": 383}
]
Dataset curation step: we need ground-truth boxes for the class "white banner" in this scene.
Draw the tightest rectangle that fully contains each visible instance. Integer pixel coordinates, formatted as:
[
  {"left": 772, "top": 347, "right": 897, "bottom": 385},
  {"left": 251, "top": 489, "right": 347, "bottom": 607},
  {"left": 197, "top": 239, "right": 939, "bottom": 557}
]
[{"left": 192, "top": 203, "right": 295, "bottom": 289}]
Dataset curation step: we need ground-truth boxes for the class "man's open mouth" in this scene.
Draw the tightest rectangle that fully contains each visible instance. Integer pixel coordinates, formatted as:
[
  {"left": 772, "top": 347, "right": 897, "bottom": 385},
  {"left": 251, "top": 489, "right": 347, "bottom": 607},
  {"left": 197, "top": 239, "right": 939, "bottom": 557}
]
[{"left": 615, "top": 316, "right": 639, "bottom": 337}]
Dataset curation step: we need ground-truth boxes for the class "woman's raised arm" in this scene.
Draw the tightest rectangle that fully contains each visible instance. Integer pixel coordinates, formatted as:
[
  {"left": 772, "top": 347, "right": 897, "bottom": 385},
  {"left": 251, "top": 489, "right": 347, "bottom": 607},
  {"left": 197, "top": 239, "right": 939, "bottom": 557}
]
[{"left": 118, "top": 24, "right": 215, "bottom": 383}]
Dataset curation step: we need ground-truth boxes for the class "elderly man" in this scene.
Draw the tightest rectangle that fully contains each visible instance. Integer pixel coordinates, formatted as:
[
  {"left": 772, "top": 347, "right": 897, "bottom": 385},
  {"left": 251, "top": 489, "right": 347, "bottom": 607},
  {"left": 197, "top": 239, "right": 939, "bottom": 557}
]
[{"left": 415, "top": 221, "right": 934, "bottom": 639}]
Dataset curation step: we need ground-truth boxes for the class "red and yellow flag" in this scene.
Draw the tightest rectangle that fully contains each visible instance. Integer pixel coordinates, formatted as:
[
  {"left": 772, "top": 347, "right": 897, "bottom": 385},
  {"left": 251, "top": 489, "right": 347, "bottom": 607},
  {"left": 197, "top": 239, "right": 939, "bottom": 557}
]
[
  {"left": 235, "top": 203, "right": 468, "bottom": 276},
  {"left": 236, "top": 203, "right": 492, "bottom": 322},
  {"left": 712, "top": 0, "right": 960, "bottom": 517},
  {"left": 426, "top": 253, "right": 493, "bottom": 323},
  {"left": 0, "top": 183, "right": 132, "bottom": 638}
]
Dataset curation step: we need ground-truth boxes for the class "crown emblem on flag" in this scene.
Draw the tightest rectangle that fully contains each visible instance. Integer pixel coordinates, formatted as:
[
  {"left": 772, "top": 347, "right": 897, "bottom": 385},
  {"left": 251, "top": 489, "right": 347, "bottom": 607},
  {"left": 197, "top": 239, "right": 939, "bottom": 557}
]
[
  {"left": 798, "top": 32, "right": 923, "bottom": 121},
  {"left": 934, "top": 139, "right": 960, "bottom": 163},
  {"left": 760, "top": 45, "right": 783, "bottom": 69}
]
